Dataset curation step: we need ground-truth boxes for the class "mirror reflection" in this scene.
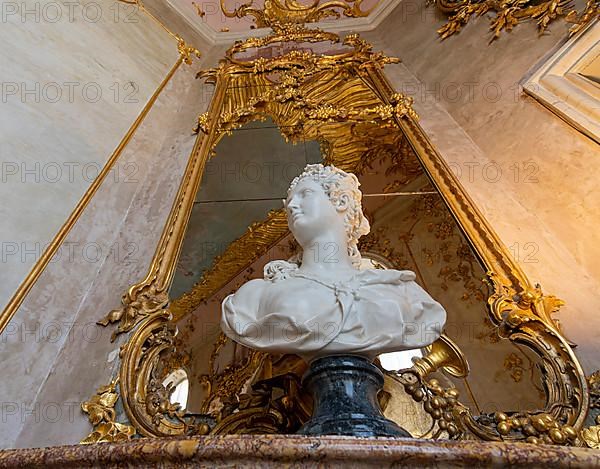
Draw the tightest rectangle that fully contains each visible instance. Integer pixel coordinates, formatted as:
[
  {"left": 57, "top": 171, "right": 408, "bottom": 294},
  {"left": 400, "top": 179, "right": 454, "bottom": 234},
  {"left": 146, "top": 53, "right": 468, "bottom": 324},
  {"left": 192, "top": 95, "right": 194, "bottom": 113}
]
[{"left": 165, "top": 115, "right": 546, "bottom": 433}]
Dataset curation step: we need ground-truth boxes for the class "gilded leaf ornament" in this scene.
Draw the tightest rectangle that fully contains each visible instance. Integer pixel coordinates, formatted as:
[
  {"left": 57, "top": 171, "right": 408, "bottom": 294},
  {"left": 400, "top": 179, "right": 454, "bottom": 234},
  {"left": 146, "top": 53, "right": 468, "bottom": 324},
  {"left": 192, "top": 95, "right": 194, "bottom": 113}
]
[
  {"left": 434, "top": 0, "right": 599, "bottom": 41},
  {"left": 80, "top": 380, "right": 137, "bottom": 444}
]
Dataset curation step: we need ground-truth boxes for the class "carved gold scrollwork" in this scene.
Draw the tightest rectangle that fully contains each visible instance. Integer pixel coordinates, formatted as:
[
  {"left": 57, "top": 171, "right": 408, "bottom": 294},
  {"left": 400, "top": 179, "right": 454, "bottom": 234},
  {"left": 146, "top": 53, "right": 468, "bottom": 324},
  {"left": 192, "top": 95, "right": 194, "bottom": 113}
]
[
  {"left": 84, "top": 69, "right": 225, "bottom": 439},
  {"left": 218, "top": 0, "right": 375, "bottom": 29},
  {"left": 198, "top": 334, "right": 267, "bottom": 416},
  {"left": 97, "top": 283, "right": 169, "bottom": 341},
  {"left": 118, "top": 311, "right": 213, "bottom": 436},
  {"left": 209, "top": 374, "right": 307, "bottom": 434},
  {"left": 485, "top": 274, "right": 586, "bottom": 428}
]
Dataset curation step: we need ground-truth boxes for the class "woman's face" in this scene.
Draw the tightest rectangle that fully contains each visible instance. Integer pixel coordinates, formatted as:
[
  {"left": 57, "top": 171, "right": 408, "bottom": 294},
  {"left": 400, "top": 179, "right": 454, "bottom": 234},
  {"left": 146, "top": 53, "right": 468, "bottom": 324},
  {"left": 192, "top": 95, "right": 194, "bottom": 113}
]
[{"left": 285, "top": 178, "right": 346, "bottom": 245}]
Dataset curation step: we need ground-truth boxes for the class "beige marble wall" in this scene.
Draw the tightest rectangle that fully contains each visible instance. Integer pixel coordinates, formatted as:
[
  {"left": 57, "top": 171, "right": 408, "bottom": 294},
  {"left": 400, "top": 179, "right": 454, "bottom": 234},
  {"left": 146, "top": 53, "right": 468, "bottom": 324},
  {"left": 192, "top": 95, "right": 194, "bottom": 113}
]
[
  {"left": 0, "top": 0, "right": 178, "bottom": 312},
  {"left": 361, "top": 4, "right": 600, "bottom": 373},
  {"left": 0, "top": 60, "right": 214, "bottom": 448}
]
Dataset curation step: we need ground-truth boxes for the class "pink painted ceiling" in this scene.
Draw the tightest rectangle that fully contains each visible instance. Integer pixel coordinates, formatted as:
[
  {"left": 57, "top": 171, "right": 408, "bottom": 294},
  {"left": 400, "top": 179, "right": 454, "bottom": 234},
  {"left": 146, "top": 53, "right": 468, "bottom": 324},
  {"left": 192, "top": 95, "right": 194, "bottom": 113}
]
[{"left": 170, "top": 0, "right": 382, "bottom": 33}]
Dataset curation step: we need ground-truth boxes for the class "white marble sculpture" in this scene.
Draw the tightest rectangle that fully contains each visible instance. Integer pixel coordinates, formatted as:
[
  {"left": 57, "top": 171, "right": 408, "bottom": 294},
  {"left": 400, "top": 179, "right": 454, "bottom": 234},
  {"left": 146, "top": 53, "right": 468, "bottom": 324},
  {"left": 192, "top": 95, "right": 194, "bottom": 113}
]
[{"left": 221, "top": 164, "right": 446, "bottom": 362}]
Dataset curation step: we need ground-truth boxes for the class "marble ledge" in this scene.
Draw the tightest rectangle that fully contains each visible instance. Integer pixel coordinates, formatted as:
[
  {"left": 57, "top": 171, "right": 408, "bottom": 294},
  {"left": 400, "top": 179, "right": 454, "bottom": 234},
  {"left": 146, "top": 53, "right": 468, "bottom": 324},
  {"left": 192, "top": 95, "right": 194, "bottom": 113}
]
[{"left": 0, "top": 435, "right": 599, "bottom": 468}]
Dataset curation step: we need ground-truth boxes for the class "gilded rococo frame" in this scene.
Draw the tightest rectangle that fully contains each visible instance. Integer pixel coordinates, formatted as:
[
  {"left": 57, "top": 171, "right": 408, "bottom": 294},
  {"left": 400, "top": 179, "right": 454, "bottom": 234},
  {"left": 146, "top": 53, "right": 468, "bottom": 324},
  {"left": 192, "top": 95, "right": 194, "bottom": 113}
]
[{"left": 81, "top": 0, "right": 595, "bottom": 448}]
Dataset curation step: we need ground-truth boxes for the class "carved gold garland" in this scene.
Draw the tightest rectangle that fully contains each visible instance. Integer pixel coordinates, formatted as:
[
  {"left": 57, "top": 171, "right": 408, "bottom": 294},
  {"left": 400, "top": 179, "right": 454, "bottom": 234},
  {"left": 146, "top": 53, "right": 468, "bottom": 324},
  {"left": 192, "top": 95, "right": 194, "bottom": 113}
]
[
  {"left": 433, "top": 0, "right": 599, "bottom": 41},
  {"left": 218, "top": 0, "right": 376, "bottom": 29},
  {"left": 83, "top": 8, "right": 592, "bottom": 446}
]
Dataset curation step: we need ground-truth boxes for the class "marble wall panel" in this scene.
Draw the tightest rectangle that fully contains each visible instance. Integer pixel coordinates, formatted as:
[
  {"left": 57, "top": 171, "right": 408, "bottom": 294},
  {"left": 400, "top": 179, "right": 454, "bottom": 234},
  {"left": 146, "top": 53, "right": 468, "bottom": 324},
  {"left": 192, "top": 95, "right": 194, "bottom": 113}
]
[
  {"left": 0, "top": 53, "right": 214, "bottom": 448},
  {"left": 0, "top": 0, "right": 176, "bottom": 312}
]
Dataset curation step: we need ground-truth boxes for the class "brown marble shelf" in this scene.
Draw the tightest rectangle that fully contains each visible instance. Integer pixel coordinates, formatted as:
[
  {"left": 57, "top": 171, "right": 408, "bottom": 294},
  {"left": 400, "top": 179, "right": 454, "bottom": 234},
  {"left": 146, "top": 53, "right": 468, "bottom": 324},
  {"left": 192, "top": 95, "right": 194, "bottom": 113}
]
[{"left": 0, "top": 435, "right": 599, "bottom": 468}]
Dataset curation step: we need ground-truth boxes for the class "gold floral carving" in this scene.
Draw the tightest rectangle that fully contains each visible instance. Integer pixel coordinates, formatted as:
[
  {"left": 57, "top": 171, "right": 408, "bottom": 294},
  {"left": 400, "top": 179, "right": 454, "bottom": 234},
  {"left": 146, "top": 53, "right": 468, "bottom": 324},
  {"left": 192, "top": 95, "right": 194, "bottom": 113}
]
[
  {"left": 212, "top": 0, "right": 598, "bottom": 41},
  {"left": 580, "top": 371, "right": 600, "bottom": 449},
  {"left": 581, "top": 424, "right": 600, "bottom": 449},
  {"left": 227, "top": 24, "right": 340, "bottom": 59},
  {"left": 80, "top": 380, "right": 136, "bottom": 444},
  {"left": 98, "top": 284, "right": 169, "bottom": 341},
  {"left": 393, "top": 349, "right": 581, "bottom": 445},
  {"left": 177, "top": 37, "right": 202, "bottom": 65},
  {"left": 202, "top": 351, "right": 312, "bottom": 435},
  {"left": 197, "top": 333, "right": 266, "bottom": 415},
  {"left": 433, "top": 0, "right": 599, "bottom": 41},
  {"left": 118, "top": 312, "right": 214, "bottom": 436}
]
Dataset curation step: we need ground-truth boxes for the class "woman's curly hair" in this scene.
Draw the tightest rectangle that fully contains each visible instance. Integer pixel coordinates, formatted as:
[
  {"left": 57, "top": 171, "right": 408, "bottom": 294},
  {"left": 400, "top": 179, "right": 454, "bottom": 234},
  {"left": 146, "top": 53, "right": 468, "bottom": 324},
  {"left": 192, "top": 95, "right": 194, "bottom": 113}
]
[{"left": 287, "top": 164, "right": 370, "bottom": 267}]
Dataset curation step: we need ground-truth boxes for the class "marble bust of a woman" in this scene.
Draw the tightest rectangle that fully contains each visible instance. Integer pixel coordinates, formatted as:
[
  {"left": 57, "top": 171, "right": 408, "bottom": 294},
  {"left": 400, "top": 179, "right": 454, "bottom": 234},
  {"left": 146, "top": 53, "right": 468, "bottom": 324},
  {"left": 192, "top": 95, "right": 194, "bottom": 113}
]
[{"left": 221, "top": 164, "right": 446, "bottom": 362}]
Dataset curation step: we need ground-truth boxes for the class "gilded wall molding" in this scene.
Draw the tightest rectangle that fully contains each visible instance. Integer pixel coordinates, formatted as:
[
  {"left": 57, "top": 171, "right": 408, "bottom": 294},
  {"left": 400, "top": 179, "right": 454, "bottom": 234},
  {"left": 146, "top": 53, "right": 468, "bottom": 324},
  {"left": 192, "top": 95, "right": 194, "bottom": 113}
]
[
  {"left": 118, "top": 0, "right": 201, "bottom": 60},
  {"left": 0, "top": 0, "right": 202, "bottom": 336},
  {"left": 365, "top": 65, "right": 587, "bottom": 429},
  {"left": 97, "top": 72, "right": 220, "bottom": 339}
]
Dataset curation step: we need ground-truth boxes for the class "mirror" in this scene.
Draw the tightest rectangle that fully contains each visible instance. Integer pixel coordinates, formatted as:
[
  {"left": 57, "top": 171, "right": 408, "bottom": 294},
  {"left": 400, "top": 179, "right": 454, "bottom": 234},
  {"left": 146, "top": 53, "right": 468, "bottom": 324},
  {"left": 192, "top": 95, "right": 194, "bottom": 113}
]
[{"left": 165, "top": 115, "right": 546, "bottom": 430}]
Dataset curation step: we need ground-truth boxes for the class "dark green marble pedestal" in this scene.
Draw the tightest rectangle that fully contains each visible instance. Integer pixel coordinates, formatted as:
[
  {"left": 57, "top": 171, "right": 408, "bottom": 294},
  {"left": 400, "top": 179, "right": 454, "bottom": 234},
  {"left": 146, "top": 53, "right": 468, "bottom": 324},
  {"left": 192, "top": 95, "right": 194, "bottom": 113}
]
[{"left": 297, "top": 355, "right": 411, "bottom": 437}]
